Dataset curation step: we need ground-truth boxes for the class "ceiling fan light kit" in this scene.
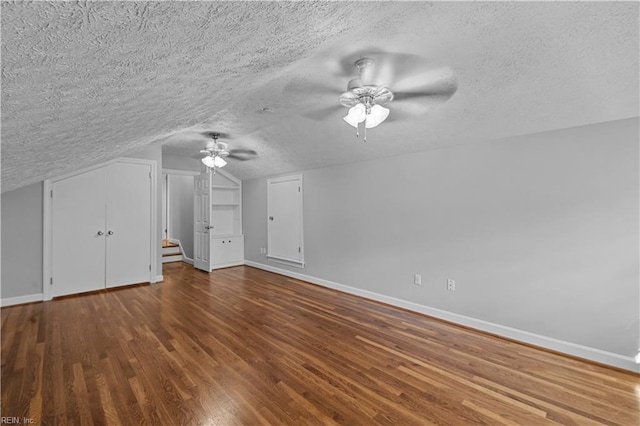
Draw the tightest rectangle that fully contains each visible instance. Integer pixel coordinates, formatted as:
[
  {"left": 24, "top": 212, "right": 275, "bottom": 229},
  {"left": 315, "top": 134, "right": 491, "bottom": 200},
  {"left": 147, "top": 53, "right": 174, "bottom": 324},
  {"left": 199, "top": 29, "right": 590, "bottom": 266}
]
[
  {"left": 198, "top": 132, "right": 259, "bottom": 174},
  {"left": 201, "top": 155, "right": 227, "bottom": 169},
  {"left": 340, "top": 58, "right": 395, "bottom": 141},
  {"left": 331, "top": 53, "right": 457, "bottom": 142}
]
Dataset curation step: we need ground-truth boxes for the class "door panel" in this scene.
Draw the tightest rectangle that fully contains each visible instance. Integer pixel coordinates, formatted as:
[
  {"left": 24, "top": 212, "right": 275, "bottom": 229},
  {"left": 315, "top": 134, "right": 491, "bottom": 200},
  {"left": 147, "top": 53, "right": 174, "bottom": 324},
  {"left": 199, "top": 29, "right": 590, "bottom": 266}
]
[
  {"left": 52, "top": 167, "right": 107, "bottom": 297},
  {"left": 105, "top": 162, "right": 151, "bottom": 288},
  {"left": 268, "top": 176, "right": 303, "bottom": 262},
  {"left": 193, "top": 173, "right": 212, "bottom": 271}
]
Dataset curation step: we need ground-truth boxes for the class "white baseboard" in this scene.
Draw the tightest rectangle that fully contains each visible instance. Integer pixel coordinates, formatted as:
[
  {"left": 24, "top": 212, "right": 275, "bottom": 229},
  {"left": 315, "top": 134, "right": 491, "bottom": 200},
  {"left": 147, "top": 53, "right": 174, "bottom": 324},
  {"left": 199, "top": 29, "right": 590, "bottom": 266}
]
[
  {"left": 212, "top": 260, "right": 244, "bottom": 270},
  {"left": 153, "top": 275, "right": 164, "bottom": 283},
  {"left": 1, "top": 293, "right": 44, "bottom": 307},
  {"left": 168, "top": 238, "right": 194, "bottom": 265},
  {"left": 244, "top": 260, "right": 639, "bottom": 373}
]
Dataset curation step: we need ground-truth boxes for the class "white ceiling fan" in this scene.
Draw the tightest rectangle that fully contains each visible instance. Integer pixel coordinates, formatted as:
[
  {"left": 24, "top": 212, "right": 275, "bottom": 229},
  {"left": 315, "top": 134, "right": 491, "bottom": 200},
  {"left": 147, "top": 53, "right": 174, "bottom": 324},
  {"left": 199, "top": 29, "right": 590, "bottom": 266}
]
[
  {"left": 198, "top": 132, "right": 257, "bottom": 173},
  {"left": 287, "top": 49, "right": 458, "bottom": 141}
]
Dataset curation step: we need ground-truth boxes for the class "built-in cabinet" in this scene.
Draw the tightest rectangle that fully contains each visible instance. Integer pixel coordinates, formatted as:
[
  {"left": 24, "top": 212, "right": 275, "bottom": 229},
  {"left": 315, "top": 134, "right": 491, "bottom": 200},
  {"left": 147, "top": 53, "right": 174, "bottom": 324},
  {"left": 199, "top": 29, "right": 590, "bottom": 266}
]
[
  {"left": 48, "top": 159, "right": 155, "bottom": 298},
  {"left": 194, "top": 170, "right": 244, "bottom": 271}
]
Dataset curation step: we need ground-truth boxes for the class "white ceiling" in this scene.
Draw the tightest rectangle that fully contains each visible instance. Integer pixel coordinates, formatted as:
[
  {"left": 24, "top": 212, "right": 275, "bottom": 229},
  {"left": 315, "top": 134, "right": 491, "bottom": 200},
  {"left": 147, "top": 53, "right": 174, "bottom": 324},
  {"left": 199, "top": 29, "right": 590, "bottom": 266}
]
[{"left": 2, "top": 1, "right": 638, "bottom": 193}]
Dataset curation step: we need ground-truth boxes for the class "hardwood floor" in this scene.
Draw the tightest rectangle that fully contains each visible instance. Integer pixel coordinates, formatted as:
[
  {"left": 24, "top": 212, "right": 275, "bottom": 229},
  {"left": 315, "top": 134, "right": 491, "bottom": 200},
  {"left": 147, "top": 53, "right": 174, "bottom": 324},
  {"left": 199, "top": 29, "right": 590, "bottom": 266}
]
[{"left": 2, "top": 263, "right": 638, "bottom": 425}]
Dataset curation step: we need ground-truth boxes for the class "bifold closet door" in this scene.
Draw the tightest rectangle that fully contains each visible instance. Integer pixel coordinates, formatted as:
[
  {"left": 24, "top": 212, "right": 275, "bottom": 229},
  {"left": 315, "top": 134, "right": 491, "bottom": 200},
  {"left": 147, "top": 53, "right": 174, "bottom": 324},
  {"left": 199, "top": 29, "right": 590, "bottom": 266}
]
[
  {"left": 52, "top": 167, "right": 107, "bottom": 297},
  {"left": 105, "top": 162, "right": 151, "bottom": 288}
]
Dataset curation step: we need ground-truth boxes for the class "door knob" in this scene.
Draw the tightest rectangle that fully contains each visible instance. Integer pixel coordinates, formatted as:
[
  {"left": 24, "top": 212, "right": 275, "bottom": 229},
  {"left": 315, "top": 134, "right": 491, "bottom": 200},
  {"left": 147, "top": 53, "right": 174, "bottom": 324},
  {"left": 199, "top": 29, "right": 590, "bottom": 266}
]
[
  {"left": 269, "top": 216, "right": 274, "bottom": 221},
  {"left": 107, "top": 230, "right": 114, "bottom": 236},
  {"left": 97, "top": 231, "right": 104, "bottom": 236}
]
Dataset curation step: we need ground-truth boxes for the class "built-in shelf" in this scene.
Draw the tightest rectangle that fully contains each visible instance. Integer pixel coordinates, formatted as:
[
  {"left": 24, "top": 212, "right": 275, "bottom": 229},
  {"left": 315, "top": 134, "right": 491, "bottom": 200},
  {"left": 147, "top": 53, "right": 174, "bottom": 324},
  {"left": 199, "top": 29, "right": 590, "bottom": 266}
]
[{"left": 209, "top": 171, "right": 242, "bottom": 238}]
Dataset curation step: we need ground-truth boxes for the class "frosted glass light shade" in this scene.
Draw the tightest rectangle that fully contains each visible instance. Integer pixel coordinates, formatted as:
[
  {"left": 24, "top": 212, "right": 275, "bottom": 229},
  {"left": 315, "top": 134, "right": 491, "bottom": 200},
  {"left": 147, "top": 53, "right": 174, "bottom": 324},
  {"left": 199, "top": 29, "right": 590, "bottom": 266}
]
[
  {"left": 201, "top": 155, "right": 227, "bottom": 168},
  {"left": 214, "top": 156, "right": 227, "bottom": 168},
  {"left": 365, "top": 105, "right": 390, "bottom": 128},
  {"left": 343, "top": 103, "right": 366, "bottom": 127},
  {"left": 201, "top": 156, "right": 215, "bottom": 168}
]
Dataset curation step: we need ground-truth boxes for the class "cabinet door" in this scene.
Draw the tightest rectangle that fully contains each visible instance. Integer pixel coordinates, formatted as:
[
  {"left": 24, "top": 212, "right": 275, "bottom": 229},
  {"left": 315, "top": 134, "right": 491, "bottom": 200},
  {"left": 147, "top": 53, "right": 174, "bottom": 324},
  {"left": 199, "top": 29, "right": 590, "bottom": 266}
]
[
  {"left": 105, "top": 162, "right": 152, "bottom": 288},
  {"left": 52, "top": 167, "right": 107, "bottom": 297},
  {"left": 211, "top": 236, "right": 244, "bottom": 268}
]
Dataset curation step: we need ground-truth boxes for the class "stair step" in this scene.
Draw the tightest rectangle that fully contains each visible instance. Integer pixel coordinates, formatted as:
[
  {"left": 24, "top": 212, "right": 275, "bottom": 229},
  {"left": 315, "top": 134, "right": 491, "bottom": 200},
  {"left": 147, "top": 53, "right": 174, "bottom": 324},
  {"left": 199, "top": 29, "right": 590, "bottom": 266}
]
[
  {"left": 162, "top": 254, "right": 183, "bottom": 263},
  {"left": 162, "top": 250, "right": 182, "bottom": 257},
  {"left": 162, "top": 240, "right": 180, "bottom": 248}
]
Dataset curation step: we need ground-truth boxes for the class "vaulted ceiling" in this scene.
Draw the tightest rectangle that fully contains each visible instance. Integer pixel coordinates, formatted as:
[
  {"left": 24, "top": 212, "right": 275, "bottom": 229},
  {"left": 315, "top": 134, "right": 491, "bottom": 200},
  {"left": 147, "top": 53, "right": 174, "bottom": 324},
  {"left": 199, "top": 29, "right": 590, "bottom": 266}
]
[{"left": 2, "top": 1, "right": 638, "bottom": 193}]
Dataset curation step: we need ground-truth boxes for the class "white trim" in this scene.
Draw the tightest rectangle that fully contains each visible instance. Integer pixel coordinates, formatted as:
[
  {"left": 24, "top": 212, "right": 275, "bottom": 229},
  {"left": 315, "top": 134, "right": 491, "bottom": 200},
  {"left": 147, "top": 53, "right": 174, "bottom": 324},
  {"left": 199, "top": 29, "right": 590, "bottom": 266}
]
[
  {"left": 42, "top": 179, "right": 52, "bottom": 301},
  {"left": 154, "top": 275, "right": 164, "bottom": 283},
  {"left": 43, "top": 157, "right": 158, "bottom": 299},
  {"left": 244, "top": 260, "right": 639, "bottom": 373},
  {"left": 267, "top": 255, "right": 305, "bottom": 268},
  {"left": 162, "top": 168, "right": 200, "bottom": 176},
  {"left": 169, "top": 239, "right": 194, "bottom": 264},
  {"left": 212, "top": 260, "right": 245, "bottom": 270},
  {"left": 215, "top": 168, "right": 241, "bottom": 185},
  {"left": 1, "top": 294, "right": 43, "bottom": 307}
]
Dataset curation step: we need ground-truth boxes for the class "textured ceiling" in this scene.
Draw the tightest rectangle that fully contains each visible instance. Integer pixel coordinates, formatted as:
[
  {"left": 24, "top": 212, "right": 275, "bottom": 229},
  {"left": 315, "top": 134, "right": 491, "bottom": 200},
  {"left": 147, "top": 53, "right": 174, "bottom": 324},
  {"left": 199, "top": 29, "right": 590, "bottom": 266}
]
[{"left": 1, "top": 1, "right": 638, "bottom": 192}]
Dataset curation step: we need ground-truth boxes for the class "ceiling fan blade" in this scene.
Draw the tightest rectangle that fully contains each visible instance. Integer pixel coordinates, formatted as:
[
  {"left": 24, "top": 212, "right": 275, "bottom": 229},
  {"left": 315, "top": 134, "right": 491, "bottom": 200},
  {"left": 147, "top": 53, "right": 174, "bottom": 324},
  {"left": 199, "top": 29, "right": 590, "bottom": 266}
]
[
  {"left": 390, "top": 95, "right": 453, "bottom": 117},
  {"left": 341, "top": 50, "right": 428, "bottom": 87},
  {"left": 302, "top": 105, "right": 343, "bottom": 121},
  {"left": 200, "top": 131, "right": 232, "bottom": 140},
  {"left": 390, "top": 69, "right": 458, "bottom": 117},
  {"left": 392, "top": 67, "right": 457, "bottom": 95},
  {"left": 227, "top": 149, "right": 258, "bottom": 161},
  {"left": 283, "top": 78, "right": 341, "bottom": 98}
]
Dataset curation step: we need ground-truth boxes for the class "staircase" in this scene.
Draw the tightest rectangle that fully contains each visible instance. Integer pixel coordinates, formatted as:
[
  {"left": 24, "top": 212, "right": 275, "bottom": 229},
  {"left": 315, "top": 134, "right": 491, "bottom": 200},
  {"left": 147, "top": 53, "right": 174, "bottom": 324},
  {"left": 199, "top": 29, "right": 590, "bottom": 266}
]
[{"left": 162, "top": 239, "right": 183, "bottom": 263}]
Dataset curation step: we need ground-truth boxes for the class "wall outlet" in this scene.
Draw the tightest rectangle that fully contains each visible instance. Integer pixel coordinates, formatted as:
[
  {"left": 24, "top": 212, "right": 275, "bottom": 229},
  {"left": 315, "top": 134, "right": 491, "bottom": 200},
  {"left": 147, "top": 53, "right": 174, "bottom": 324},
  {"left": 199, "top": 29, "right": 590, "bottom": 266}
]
[
  {"left": 260, "top": 248, "right": 266, "bottom": 254},
  {"left": 414, "top": 274, "right": 422, "bottom": 286},
  {"left": 447, "top": 278, "right": 456, "bottom": 291}
]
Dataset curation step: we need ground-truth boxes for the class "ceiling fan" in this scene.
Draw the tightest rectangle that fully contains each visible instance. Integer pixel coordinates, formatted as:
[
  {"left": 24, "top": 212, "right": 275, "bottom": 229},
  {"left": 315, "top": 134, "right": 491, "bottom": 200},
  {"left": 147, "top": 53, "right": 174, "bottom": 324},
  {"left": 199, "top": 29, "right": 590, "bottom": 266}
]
[
  {"left": 289, "top": 50, "right": 458, "bottom": 141},
  {"left": 199, "top": 131, "right": 257, "bottom": 173}
]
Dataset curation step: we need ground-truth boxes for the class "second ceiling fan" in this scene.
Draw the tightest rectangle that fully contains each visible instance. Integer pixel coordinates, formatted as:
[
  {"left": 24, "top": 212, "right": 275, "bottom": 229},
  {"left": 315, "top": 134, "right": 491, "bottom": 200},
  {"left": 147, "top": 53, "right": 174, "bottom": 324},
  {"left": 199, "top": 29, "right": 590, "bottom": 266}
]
[{"left": 199, "top": 132, "right": 257, "bottom": 173}]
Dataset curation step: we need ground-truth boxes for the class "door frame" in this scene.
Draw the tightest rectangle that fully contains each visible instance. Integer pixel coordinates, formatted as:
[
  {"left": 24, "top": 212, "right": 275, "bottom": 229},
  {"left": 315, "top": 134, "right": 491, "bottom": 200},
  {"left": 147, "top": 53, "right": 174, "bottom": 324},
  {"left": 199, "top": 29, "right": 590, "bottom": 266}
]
[
  {"left": 162, "top": 168, "right": 200, "bottom": 243},
  {"left": 43, "top": 157, "right": 158, "bottom": 301},
  {"left": 267, "top": 174, "right": 305, "bottom": 268}
]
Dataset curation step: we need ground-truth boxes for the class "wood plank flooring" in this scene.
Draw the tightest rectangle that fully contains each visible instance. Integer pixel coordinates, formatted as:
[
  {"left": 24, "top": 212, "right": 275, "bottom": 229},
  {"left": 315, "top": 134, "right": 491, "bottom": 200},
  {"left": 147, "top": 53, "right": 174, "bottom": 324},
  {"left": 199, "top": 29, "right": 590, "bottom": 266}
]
[{"left": 2, "top": 263, "right": 639, "bottom": 425}]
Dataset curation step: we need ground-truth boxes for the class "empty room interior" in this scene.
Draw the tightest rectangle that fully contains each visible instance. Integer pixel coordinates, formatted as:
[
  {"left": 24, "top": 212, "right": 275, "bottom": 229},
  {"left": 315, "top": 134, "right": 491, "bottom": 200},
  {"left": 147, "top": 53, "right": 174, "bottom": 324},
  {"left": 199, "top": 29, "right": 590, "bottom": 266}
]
[{"left": 1, "top": 2, "right": 639, "bottom": 425}]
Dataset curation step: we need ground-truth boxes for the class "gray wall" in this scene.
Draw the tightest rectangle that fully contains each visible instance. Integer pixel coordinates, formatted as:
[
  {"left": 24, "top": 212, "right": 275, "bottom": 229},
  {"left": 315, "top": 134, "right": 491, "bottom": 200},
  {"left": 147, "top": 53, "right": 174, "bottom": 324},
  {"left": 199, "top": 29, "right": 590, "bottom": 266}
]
[
  {"left": 168, "top": 174, "right": 194, "bottom": 259},
  {"left": 1, "top": 182, "right": 44, "bottom": 298},
  {"left": 163, "top": 152, "right": 201, "bottom": 173},
  {"left": 244, "top": 118, "right": 639, "bottom": 359},
  {"left": 0, "top": 146, "right": 164, "bottom": 300}
]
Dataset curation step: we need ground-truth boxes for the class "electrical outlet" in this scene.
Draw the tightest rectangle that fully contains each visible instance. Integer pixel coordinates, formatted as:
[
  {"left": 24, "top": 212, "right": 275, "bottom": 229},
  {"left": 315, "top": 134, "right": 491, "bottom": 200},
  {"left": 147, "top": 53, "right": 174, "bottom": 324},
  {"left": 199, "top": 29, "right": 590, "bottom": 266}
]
[
  {"left": 447, "top": 278, "right": 456, "bottom": 291},
  {"left": 414, "top": 274, "right": 422, "bottom": 286},
  {"left": 260, "top": 248, "right": 266, "bottom": 254}
]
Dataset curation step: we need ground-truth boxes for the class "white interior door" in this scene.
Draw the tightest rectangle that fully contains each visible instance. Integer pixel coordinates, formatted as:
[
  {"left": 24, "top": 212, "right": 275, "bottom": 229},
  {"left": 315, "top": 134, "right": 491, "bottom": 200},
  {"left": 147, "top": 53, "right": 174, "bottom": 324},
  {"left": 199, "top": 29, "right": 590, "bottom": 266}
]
[
  {"left": 105, "top": 162, "right": 152, "bottom": 288},
  {"left": 267, "top": 175, "right": 304, "bottom": 264},
  {"left": 193, "top": 172, "right": 213, "bottom": 271},
  {"left": 52, "top": 167, "right": 107, "bottom": 297}
]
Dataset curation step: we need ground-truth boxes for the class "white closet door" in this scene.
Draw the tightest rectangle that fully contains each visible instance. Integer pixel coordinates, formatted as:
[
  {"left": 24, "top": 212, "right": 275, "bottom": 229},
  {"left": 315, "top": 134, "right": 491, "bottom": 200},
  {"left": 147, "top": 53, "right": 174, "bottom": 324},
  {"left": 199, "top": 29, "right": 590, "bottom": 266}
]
[
  {"left": 267, "top": 175, "right": 304, "bottom": 264},
  {"left": 105, "top": 162, "right": 151, "bottom": 288},
  {"left": 52, "top": 167, "right": 107, "bottom": 297}
]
